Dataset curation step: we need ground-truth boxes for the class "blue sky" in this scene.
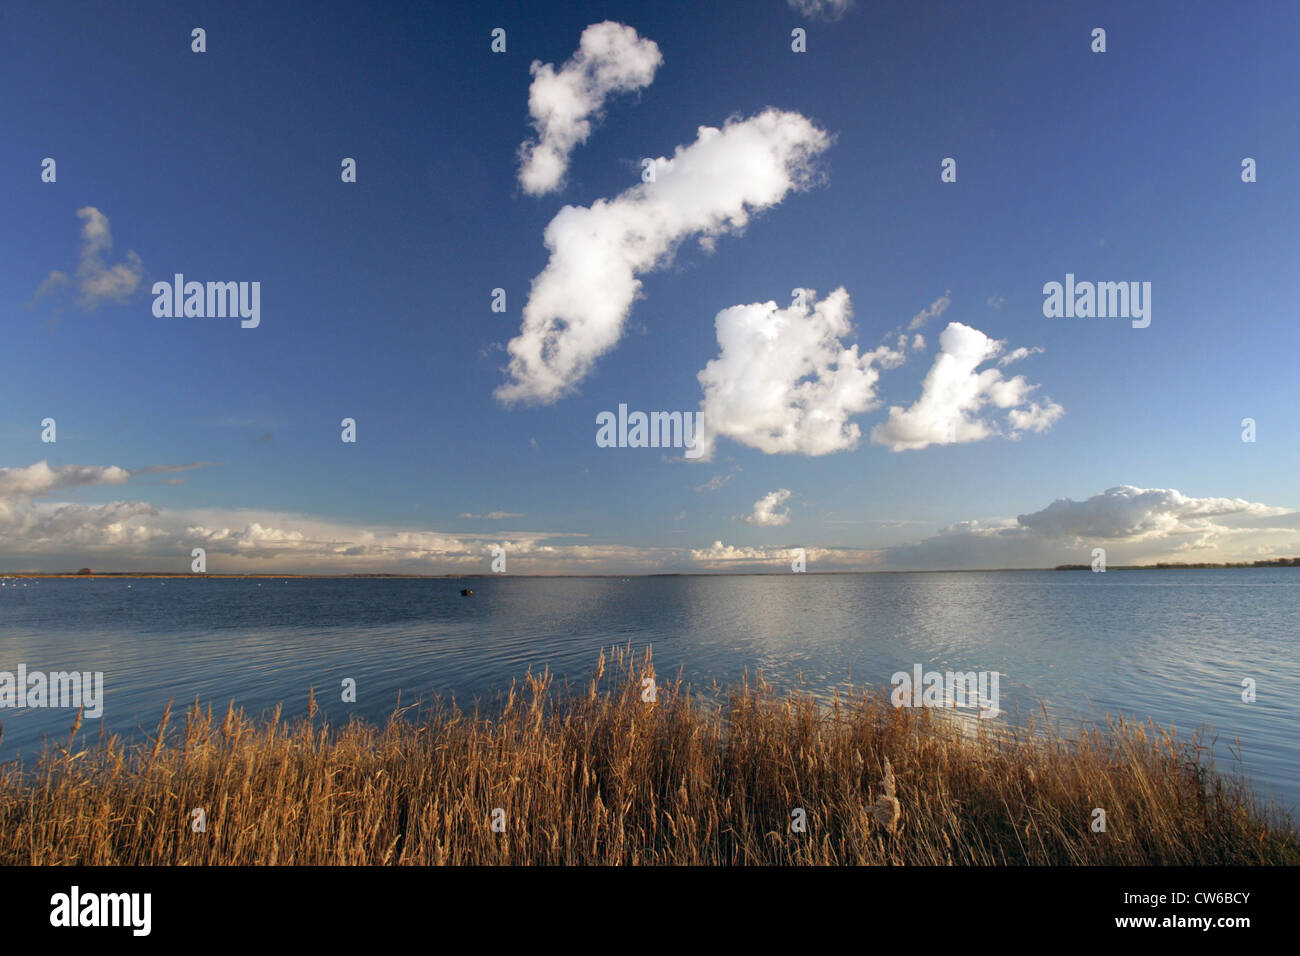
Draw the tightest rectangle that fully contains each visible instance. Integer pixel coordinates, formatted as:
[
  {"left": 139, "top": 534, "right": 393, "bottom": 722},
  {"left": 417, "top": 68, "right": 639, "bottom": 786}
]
[{"left": 2, "top": 0, "right": 1298, "bottom": 572}]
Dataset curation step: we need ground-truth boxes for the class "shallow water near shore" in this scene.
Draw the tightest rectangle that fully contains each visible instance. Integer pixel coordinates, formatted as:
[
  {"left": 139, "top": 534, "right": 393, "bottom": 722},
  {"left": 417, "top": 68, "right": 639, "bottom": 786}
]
[{"left": 1, "top": 570, "right": 1296, "bottom": 808}]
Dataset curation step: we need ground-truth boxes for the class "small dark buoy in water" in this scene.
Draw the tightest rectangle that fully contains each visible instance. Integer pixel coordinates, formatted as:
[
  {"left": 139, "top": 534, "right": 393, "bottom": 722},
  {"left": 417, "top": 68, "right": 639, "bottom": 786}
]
[{"left": 460, "top": 588, "right": 473, "bottom": 597}]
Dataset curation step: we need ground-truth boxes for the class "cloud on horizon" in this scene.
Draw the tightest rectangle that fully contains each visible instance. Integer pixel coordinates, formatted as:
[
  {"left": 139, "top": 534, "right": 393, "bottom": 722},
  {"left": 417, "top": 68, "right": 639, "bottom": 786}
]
[
  {"left": 0, "top": 461, "right": 130, "bottom": 498},
  {"left": 689, "top": 539, "right": 880, "bottom": 570},
  {"left": 886, "top": 485, "right": 1300, "bottom": 570},
  {"left": 2, "top": 465, "right": 1294, "bottom": 574}
]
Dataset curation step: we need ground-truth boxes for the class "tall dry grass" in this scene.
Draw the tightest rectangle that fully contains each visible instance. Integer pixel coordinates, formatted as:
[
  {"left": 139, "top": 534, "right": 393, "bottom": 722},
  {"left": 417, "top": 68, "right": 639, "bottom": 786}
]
[{"left": 0, "top": 647, "right": 1294, "bottom": 865}]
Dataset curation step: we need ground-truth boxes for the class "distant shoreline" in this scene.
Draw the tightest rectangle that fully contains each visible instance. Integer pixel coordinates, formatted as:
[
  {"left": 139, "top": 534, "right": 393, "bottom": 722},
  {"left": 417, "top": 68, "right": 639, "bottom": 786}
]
[{"left": 1, "top": 562, "right": 1297, "bottom": 580}]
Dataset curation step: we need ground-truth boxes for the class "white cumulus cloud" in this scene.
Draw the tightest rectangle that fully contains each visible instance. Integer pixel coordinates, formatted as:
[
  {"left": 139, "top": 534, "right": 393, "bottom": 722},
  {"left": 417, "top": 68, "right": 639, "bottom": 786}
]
[
  {"left": 517, "top": 22, "right": 662, "bottom": 196},
  {"left": 0, "top": 461, "right": 130, "bottom": 497},
  {"left": 696, "top": 287, "right": 902, "bottom": 458},
  {"left": 497, "top": 109, "right": 833, "bottom": 405},
  {"left": 1016, "top": 485, "right": 1291, "bottom": 541},
  {"left": 884, "top": 485, "right": 1300, "bottom": 570},
  {"left": 870, "top": 322, "right": 1062, "bottom": 452},
  {"left": 745, "top": 489, "right": 792, "bottom": 526}
]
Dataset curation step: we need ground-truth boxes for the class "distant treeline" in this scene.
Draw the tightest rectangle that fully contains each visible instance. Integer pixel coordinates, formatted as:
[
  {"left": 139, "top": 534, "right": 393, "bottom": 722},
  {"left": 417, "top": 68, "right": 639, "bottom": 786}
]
[{"left": 1055, "top": 558, "right": 1300, "bottom": 570}]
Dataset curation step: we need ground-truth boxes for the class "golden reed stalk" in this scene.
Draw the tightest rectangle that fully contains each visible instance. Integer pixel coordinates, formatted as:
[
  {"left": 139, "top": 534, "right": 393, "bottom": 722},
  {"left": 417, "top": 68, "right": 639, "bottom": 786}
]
[{"left": 0, "top": 648, "right": 1293, "bottom": 865}]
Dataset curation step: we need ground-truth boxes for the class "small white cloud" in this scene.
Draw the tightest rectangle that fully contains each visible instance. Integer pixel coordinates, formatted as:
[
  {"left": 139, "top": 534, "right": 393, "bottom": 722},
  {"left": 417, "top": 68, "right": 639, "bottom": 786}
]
[
  {"left": 695, "top": 473, "right": 733, "bottom": 492},
  {"left": 518, "top": 22, "right": 662, "bottom": 196},
  {"left": 998, "top": 345, "right": 1044, "bottom": 367},
  {"left": 0, "top": 461, "right": 130, "bottom": 498},
  {"left": 1007, "top": 402, "right": 1064, "bottom": 434},
  {"left": 745, "top": 489, "right": 792, "bottom": 527},
  {"left": 907, "top": 291, "right": 951, "bottom": 330},
  {"left": 33, "top": 207, "right": 143, "bottom": 310},
  {"left": 870, "top": 322, "right": 1062, "bottom": 451},
  {"left": 459, "top": 512, "right": 525, "bottom": 520},
  {"left": 787, "top": 0, "right": 854, "bottom": 21}
]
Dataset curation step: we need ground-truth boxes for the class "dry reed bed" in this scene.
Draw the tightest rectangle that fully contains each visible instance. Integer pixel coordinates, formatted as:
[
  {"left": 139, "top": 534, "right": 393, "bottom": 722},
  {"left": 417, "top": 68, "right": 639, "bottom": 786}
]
[{"left": 0, "top": 647, "right": 1294, "bottom": 865}]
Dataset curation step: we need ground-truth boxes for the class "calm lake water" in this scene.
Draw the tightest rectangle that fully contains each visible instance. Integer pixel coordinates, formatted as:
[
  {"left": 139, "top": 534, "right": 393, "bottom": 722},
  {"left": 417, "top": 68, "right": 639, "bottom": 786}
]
[{"left": 1, "top": 571, "right": 1297, "bottom": 808}]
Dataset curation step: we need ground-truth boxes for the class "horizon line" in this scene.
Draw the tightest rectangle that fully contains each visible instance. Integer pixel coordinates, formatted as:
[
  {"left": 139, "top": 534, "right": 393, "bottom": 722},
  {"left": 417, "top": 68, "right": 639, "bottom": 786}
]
[{"left": 3, "top": 562, "right": 1297, "bottom": 580}]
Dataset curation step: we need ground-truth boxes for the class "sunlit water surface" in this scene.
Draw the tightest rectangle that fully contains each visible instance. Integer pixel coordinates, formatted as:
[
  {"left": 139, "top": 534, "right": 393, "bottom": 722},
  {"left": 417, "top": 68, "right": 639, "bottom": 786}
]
[{"left": 1, "top": 571, "right": 1296, "bottom": 807}]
